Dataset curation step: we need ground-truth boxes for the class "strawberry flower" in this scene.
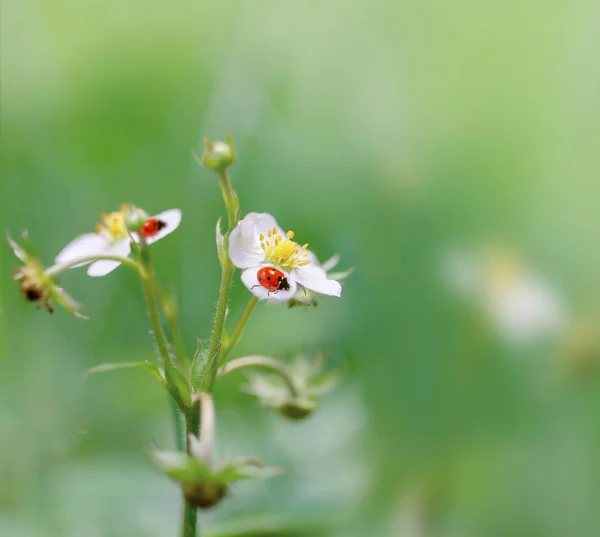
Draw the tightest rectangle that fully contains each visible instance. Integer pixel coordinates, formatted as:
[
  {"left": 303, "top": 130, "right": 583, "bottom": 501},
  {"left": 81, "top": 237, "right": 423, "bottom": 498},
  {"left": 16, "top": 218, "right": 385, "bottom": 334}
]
[
  {"left": 228, "top": 212, "right": 342, "bottom": 302},
  {"left": 55, "top": 205, "right": 182, "bottom": 277}
]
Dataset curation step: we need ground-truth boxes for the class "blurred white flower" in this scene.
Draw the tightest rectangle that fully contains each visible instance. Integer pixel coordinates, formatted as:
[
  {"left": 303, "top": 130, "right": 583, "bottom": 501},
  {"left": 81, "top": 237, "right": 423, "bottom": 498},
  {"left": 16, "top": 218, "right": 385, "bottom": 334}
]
[
  {"left": 445, "top": 247, "right": 566, "bottom": 344},
  {"left": 228, "top": 212, "right": 342, "bottom": 302},
  {"left": 55, "top": 206, "right": 181, "bottom": 277}
]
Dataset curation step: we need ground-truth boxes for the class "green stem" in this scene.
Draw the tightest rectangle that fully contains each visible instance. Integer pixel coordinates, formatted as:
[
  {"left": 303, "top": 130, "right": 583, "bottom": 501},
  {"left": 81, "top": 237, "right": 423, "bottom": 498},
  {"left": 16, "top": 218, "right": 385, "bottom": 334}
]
[
  {"left": 220, "top": 296, "right": 258, "bottom": 365},
  {"left": 181, "top": 500, "right": 198, "bottom": 537},
  {"left": 200, "top": 170, "right": 239, "bottom": 393},
  {"left": 170, "top": 397, "right": 186, "bottom": 452},
  {"left": 147, "top": 253, "right": 190, "bottom": 369},
  {"left": 140, "top": 270, "right": 172, "bottom": 367},
  {"left": 218, "top": 170, "right": 239, "bottom": 230},
  {"left": 181, "top": 405, "right": 200, "bottom": 537},
  {"left": 199, "top": 260, "right": 235, "bottom": 392},
  {"left": 217, "top": 355, "right": 299, "bottom": 396}
]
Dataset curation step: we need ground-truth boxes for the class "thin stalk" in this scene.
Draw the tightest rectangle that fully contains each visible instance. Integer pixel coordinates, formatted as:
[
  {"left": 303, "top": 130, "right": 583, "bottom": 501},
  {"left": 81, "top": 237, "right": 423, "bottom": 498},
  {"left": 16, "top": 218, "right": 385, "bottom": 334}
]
[
  {"left": 220, "top": 296, "right": 258, "bottom": 365},
  {"left": 200, "top": 169, "right": 239, "bottom": 393},
  {"left": 217, "top": 355, "right": 298, "bottom": 396},
  {"left": 170, "top": 398, "right": 186, "bottom": 452},
  {"left": 147, "top": 251, "right": 190, "bottom": 369},
  {"left": 181, "top": 404, "right": 200, "bottom": 537},
  {"left": 218, "top": 170, "right": 239, "bottom": 230},
  {"left": 199, "top": 260, "right": 235, "bottom": 392},
  {"left": 181, "top": 500, "right": 198, "bottom": 537},
  {"left": 140, "top": 271, "right": 172, "bottom": 367}
]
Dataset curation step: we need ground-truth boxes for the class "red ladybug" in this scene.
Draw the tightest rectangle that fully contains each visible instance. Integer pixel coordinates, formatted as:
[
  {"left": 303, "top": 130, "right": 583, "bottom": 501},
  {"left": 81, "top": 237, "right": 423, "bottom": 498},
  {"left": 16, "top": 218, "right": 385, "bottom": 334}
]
[
  {"left": 254, "top": 266, "right": 291, "bottom": 295},
  {"left": 141, "top": 218, "right": 167, "bottom": 238}
]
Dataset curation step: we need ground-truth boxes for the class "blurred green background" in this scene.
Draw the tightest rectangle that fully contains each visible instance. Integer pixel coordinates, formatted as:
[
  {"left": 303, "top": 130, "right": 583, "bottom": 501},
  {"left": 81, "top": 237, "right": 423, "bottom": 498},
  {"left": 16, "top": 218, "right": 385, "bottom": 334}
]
[{"left": 2, "top": 1, "right": 600, "bottom": 536}]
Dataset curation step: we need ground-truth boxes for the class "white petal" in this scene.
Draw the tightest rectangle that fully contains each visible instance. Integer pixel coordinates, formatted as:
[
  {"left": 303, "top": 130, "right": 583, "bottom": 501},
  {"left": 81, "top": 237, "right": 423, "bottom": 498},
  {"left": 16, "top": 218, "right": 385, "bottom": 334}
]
[
  {"left": 250, "top": 212, "right": 285, "bottom": 237},
  {"left": 241, "top": 265, "right": 297, "bottom": 302},
  {"left": 86, "top": 239, "right": 131, "bottom": 277},
  {"left": 145, "top": 208, "right": 182, "bottom": 245},
  {"left": 292, "top": 264, "right": 342, "bottom": 297},
  {"left": 228, "top": 215, "right": 266, "bottom": 269},
  {"left": 320, "top": 254, "right": 340, "bottom": 272},
  {"left": 55, "top": 233, "right": 108, "bottom": 267}
]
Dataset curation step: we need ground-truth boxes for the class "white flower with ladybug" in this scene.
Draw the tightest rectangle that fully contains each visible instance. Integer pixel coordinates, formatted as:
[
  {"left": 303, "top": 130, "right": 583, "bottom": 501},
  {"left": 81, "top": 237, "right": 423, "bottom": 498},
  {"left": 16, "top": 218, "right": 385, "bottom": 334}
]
[
  {"left": 228, "top": 212, "right": 342, "bottom": 302},
  {"left": 56, "top": 205, "right": 181, "bottom": 277}
]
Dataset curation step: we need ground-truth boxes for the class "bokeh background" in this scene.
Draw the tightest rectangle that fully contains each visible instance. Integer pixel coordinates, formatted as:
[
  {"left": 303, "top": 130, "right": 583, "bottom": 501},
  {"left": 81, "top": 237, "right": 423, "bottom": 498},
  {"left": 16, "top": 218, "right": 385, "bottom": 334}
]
[{"left": 2, "top": 1, "right": 600, "bottom": 536}]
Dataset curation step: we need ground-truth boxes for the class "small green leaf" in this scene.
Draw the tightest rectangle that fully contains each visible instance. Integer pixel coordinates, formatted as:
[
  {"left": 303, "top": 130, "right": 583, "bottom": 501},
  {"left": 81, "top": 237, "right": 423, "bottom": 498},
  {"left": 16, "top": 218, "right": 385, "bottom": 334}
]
[
  {"left": 191, "top": 348, "right": 209, "bottom": 389},
  {"left": 84, "top": 361, "right": 167, "bottom": 387},
  {"left": 216, "top": 217, "right": 226, "bottom": 267},
  {"left": 164, "top": 363, "right": 192, "bottom": 409}
]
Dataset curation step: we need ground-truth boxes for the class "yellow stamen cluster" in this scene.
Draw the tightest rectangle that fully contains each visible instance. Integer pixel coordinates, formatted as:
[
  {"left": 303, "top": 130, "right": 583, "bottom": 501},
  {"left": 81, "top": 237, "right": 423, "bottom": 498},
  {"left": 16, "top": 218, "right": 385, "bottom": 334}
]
[
  {"left": 259, "top": 227, "right": 311, "bottom": 270},
  {"left": 95, "top": 204, "right": 129, "bottom": 241}
]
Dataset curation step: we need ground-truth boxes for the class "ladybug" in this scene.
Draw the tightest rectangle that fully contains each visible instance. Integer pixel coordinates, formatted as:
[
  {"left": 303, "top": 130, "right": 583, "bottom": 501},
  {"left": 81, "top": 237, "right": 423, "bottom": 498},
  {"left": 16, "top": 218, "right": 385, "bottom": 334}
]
[
  {"left": 253, "top": 266, "right": 291, "bottom": 295},
  {"left": 141, "top": 218, "right": 167, "bottom": 238}
]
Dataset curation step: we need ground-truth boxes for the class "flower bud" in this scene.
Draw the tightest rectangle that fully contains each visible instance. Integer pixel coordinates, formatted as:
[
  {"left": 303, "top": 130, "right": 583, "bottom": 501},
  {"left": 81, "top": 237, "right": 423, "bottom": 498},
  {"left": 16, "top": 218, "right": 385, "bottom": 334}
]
[
  {"left": 278, "top": 398, "right": 318, "bottom": 420},
  {"left": 200, "top": 135, "right": 235, "bottom": 172},
  {"left": 243, "top": 354, "right": 339, "bottom": 421},
  {"left": 182, "top": 481, "right": 229, "bottom": 509},
  {"left": 125, "top": 206, "right": 149, "bottom": 233}
]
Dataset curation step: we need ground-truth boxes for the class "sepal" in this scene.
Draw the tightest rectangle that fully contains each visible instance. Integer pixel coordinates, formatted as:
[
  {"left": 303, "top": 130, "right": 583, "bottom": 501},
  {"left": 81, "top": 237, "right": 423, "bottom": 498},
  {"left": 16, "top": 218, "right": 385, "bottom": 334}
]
[
  {"left": 243, "top": 353, "right": 340, "bottom": 420},
  {"left": 151, "top": 392, "right": 281, "bottom": 508}
]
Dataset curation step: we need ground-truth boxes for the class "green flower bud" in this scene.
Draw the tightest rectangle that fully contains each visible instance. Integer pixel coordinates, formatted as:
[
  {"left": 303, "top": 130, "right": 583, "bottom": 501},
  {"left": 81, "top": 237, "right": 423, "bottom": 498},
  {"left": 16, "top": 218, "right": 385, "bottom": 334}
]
[
  {"left": 278, "top": 398, "right": 318, "bottom": 420},
  {"left": 182, "top": 481, "right": 229, "bottom": 509},
  {"left": 125, "top": 206, "right": 149, "bottom": 233},
  {"left": 243, "top": 353, "right": 340, "bottom": 421},
  {"left": 200, "top": 135, "right": 235, "bottom": 172}
]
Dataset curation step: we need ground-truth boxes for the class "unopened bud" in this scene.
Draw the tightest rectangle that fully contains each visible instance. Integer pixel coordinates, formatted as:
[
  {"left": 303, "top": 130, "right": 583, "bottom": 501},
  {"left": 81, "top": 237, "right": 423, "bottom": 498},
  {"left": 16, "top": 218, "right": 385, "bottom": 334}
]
[
  {"left": 278, "top": 398, "right": 318, "bottom": 420},
  {"left": 183, "top": 482, "right": 229, "bottom": 509},
  {"left": 200, "top": 135, "right": 235, "bottom": 172},
  {"left": 125, "top": 206, "right": 149, "bottom": 232}
]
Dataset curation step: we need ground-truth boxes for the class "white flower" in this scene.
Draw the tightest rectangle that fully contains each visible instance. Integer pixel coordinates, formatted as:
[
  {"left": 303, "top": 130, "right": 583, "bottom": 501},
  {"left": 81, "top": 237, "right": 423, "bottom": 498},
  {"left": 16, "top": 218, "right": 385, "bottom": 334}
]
[
  {"left": 289, "top": 253, "right": 354, "bottom": 307},
  {"left": 56, "top": 205, "right": 182, "bottom": 277},
  {"left": 445, "top": 247, "right": 566, "bottom": 344},
  {"left": 228, "top": 212, "right": 342, "bottom": 302}
]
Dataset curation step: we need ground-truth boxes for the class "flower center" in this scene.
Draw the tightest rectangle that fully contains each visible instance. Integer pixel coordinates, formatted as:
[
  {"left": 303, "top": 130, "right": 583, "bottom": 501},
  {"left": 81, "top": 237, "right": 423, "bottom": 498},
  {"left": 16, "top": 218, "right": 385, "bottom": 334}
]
[
  {"left": 95, "top": 205, "right": 129, "bottom": 242},
  {"left": 259, "top": 228, "right": 311, "bottom": 270}
]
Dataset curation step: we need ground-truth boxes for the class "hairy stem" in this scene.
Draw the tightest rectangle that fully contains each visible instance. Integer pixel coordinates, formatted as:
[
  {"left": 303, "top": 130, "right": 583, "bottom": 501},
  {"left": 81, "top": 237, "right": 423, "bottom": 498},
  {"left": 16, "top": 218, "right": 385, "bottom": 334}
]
[
  {"left": 181, "top": 500, "right": 198, "bottom": 537},
  {"left": 181, "top": 405, "right": 200, "bottom": 537},
  {"left": 147, "top": 252, "right": 190, "bottom": 369},
  {"left": 140, "top": 270, "right": 172, "bottom": 367},
  {"left": 219, "top": 296, "right": 258, "bottom": 365},
  {"left": 199, "top": 260, "right": 235, "bottom": 392},
  {"left": 200, "top": 170, "right": 239, "bottom": 393}
]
